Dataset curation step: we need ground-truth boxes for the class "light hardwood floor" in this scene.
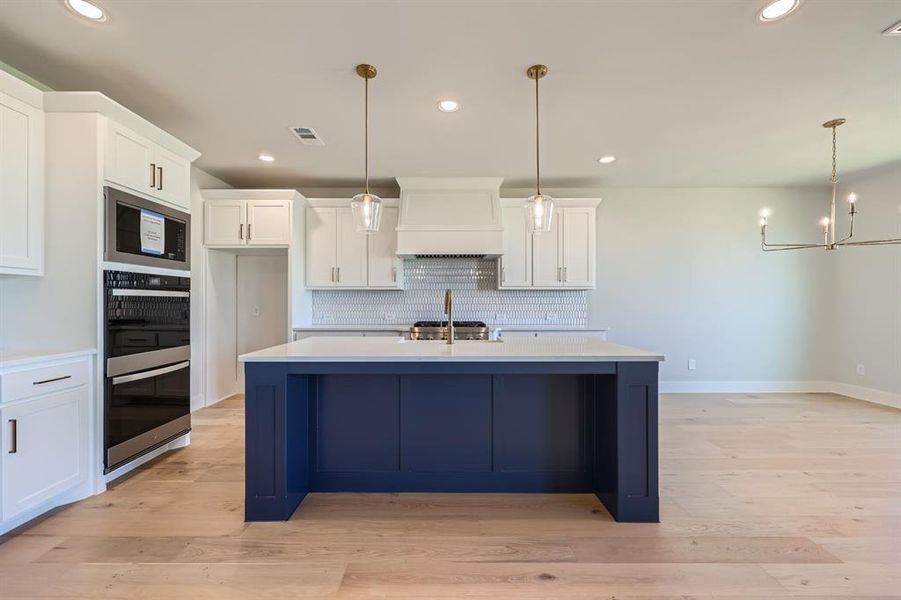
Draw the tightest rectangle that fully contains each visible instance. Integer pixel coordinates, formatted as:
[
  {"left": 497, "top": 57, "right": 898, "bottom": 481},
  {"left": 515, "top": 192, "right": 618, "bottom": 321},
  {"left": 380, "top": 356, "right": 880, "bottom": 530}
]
[{"left": 1, "top": 392, "right": 898, "bottom": 599}]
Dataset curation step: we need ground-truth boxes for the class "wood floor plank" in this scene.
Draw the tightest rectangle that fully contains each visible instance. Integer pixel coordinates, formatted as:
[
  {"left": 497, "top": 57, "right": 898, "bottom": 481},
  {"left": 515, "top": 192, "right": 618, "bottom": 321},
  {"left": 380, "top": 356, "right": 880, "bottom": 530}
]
[{"left": 0, "top": 391, "right": 897, "bottom": 597}]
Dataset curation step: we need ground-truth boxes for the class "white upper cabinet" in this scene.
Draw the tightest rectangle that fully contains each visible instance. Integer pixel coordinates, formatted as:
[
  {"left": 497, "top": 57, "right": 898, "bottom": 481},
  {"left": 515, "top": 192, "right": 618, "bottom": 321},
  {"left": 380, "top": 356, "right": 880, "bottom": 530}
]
[
  {"left": 306, "top": 207, "right": 338, "bottom": 287},
  {"left": 305, "top": 200, "right": 403, "bottom": 289},
  {"left": 532, "top": 215, "right": 564, "bottom": 287},
  {"left": 105, "top": 120, "right": 155, "bottom": 194},
  {"left": 103, "top": 119, "right": 191, "bottom": 211},
  {"left": 0, "top": 86, "right": 44, "bottom": 277},
  {"left": 498, "top": 199, "right": 599, "bottom": 290},
  {"left": 152, "top": 146, "right": 191, "bottom": 209},
  {"left": 499, "top": 205, "right": 532, "bottom": 288},
  {"left": 561, "top": 207, "right": 595, "bottom": 288},
  {"left": 368, "top": 206, "right": 402, "bottom": 288},
  {"left": 335, "top": 208, "right": 368, "bottom": 287},
  {"left": 204, "top": 196, "right": 293, "bottom": 247},
  {"left": 204, "top": 199, "right": 246, "bottom": 246},
  {"left": 248, "top": 199, "right": 293, "bottom": 245}
]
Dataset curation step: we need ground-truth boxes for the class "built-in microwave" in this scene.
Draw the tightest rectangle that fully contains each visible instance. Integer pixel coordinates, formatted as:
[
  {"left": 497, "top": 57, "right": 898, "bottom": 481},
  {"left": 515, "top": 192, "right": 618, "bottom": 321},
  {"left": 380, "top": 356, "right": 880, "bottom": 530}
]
[{"left": 104, "top": 186, "right": 191, "bottom": 270}]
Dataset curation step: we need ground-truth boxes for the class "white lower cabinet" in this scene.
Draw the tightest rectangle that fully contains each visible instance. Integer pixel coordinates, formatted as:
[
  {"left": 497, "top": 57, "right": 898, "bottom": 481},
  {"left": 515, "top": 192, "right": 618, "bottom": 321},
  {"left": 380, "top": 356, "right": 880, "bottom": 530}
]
[
  {"left": 0, "top": 356, "right": 92, "bottom": 529},
  {"left": 1, "top": 388, "right": 87, "bottom": 520}
]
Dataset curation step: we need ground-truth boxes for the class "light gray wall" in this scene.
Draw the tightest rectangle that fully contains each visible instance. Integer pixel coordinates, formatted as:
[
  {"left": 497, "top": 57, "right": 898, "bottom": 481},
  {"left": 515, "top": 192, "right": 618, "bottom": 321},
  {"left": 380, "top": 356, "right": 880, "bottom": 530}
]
[
  {"left": 0, "top": 113, "right": 100, "bottom": 357},
  {"left": 189, "top": 166, "right": 231, "bottom": 410},
  {"left": 830, "top": 164, "right": 901, "bottom": 395},
  {"left": 588, "top": 187, "right": 834, "bottom": 383}
]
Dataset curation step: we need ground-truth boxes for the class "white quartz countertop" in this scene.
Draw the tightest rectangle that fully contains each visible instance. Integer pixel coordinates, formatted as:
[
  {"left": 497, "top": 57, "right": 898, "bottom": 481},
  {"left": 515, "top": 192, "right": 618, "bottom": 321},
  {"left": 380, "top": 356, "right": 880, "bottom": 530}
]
[{"left": 241, "top": 336, "right": 663, "bottom": 363}]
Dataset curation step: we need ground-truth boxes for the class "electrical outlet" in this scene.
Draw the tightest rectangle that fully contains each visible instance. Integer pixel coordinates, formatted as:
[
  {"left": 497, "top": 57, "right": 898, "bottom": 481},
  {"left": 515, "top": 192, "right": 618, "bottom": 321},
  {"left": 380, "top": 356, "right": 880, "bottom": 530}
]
[
  {"left": 856, "top": 364, "right": 866, "bottom": 376},
  {"left": 545, "top": 312, "right": 558, "bottom": 322},
  {"left": 252, "top": 305, "right": 261, "bottom": 317},
  {"left": 688, "top": 359, "right": 696, "bottom": 371}
]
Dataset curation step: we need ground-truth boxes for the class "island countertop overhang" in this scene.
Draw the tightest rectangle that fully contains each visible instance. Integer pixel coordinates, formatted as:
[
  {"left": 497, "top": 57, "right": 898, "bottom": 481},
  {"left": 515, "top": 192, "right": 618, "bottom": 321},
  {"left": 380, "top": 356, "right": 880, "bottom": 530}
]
[{"left": 239, "top": 335, "right": 665, "bottom": 363}]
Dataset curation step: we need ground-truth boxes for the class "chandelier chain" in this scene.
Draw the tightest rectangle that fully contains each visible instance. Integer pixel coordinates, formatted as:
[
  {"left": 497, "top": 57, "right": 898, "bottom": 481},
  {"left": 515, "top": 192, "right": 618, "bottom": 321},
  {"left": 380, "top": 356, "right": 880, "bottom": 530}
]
[{"left": 831, "top": 124, "right": 837, "bottom": 184}]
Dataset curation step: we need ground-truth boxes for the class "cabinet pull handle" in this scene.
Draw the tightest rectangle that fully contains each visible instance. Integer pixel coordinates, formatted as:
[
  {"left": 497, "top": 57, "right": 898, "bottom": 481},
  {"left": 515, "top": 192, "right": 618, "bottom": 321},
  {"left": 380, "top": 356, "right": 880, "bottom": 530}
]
[
  {"left": 330, "top": 267, "right": 334, "bottom": 282},
  {"left": 8, "top": 419, "right": 16, "bottom": 454},
  {"left": 248, "top": 224, "right": 252, "bottom": 240},
  {"left": 336, "top": 267, "right": 340, "bottom": 282},
  {"left": 239, "top": 224, "right": 244, "bottom": 240},
  {"left": 157, "top": 166, "right": 163, "bottom": 191},
  {"left": 563, "top": 266, "right": 567, "bottom": 282},
  {"left": 392, "top": 266, "right": 397, "bottom": 282},
  {"left": 557, "top": 267, "right": 562, "bottom": 282},
  {"left": 33, "top": 375, "right": 72, "bottom": 386},
  {"left": 150, "top": 163, "right": 156, "bottom": 188},
  {"left": 501, "top": 266, "right": 506, "bottom": 282}
]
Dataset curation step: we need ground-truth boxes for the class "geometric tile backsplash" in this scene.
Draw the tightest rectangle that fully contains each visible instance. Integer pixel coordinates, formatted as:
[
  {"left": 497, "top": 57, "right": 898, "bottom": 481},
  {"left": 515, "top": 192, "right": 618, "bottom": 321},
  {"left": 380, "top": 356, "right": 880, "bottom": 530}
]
[{"left": 312, "top": 257, "right": 588, "bottom": 327}]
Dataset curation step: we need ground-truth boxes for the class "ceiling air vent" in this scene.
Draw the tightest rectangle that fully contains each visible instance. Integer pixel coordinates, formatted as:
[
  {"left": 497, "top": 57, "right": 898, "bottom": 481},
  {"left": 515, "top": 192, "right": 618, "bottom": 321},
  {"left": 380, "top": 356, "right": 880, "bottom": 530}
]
[
  {"left": 884, "top": 19, "right": 901, "bottom": 36},
  {"left": 289, "top": 126, "right": 325, "bottom": 146}
]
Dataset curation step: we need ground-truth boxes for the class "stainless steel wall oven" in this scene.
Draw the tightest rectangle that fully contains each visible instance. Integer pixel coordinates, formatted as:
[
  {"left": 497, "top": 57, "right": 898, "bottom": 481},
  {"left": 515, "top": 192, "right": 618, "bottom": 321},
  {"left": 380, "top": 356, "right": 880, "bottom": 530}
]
[{"left": 104, "top": 270, "right": 191, "bottom": 472}]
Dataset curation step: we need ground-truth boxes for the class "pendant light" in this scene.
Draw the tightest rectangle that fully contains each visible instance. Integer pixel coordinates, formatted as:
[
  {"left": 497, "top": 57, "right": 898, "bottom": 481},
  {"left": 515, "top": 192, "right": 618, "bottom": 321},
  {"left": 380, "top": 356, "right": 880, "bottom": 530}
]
[
  {"left": 350, "top": 64, "right": 382, "bottom": 234},
  {"left": 524, "top": 64, "right": 554, "bottom": 233},
  {"left": 759, "top": 118, "right": 901, "bottom": 251}
]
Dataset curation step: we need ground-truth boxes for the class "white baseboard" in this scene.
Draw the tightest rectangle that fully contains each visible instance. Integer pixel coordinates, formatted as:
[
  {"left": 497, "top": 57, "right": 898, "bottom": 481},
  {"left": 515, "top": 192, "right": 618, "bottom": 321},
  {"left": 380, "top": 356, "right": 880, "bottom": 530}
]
[
  {"left": 661, "top": 380, "right": 900, "bottom": 409},
  {"left": 828, "top": 382, "right": 901, "bottom": 410},
  {"left": 660, "top": 380, "right": 831, "bottom": 394}
]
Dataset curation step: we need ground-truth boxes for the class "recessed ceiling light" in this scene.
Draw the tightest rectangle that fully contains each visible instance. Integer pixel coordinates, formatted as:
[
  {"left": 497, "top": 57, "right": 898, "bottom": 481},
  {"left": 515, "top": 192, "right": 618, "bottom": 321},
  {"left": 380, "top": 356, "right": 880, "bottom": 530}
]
[
  {"left": 258, "top": 153, "right": 275, "bottom": 162},
  {"left": 64, "top": 0, "right": 107, "bottom": 21},
  {"left": 597, "top": 156, "right": 616, "bottom": 164},
  {"left": 437, "top": 99, "right": 460, "bottom": 113},
  {"left": 757, "top": 0, "right": 802, "bottom": 22}
]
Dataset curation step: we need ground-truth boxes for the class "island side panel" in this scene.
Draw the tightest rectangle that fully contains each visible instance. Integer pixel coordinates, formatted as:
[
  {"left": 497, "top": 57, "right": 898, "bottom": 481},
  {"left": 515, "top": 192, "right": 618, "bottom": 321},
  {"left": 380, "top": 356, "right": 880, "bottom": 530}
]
[
  {"left": 244, "top": 362, "right": 308, "bottom": 521},
  {"left": 593, "top": 361, "right": 659, "bottom": 522}
]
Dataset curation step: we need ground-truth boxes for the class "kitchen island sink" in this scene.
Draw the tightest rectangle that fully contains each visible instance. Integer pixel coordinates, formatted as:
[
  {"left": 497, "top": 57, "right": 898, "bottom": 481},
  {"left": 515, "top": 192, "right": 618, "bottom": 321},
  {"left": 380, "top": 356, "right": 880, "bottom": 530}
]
[{"left": 240, "top": 336, "right": 663, "bottom": 523}]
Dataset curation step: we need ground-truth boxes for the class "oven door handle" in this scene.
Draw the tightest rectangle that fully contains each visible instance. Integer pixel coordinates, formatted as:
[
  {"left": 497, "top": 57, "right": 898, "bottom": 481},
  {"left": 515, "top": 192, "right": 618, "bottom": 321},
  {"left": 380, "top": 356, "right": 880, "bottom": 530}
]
[
  {"left": 112, "top": 361, "right": 190, "bottom": 386},
  {"left": 110, "top": 289, "right": 190, "bottom": 298}
]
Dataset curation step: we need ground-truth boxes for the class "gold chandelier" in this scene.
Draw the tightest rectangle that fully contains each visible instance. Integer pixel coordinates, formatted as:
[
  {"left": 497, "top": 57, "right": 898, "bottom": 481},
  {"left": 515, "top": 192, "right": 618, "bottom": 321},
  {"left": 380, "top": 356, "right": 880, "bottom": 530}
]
[{"left": 759, "top": 118, "right": 901, "bottom": 251}]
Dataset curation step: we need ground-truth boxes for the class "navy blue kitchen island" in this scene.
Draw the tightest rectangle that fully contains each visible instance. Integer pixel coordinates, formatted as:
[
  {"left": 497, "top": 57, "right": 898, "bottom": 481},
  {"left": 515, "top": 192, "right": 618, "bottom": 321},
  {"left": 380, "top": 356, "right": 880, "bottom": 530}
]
[{"left": 241, "top": 336, "right": 663, "bottom": 523}]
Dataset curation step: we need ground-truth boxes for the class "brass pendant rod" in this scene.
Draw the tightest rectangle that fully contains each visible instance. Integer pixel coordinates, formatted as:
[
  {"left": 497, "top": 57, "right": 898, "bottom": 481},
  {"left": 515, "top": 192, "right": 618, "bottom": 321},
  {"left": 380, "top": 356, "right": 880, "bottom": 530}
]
[
  {"left": 535, "top": 72, "right": 541, "bottom": 196},
  {"left": 364, "top": 74, "right": 369, "bottom": 195}
]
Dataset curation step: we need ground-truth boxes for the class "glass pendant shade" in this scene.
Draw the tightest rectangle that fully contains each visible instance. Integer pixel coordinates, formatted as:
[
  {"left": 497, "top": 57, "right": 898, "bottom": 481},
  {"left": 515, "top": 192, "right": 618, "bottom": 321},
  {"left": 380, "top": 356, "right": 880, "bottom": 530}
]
[
  {"left": 525, "top": 194, "right": 554, "bottom": 233},
  {"left": 351, "top": 192, "right": 383, "bottom": 233}
]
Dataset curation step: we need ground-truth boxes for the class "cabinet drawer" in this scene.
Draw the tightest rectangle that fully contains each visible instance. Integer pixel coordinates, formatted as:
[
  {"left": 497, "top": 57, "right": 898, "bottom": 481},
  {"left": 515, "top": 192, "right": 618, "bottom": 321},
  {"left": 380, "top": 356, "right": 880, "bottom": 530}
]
[{"left": 1, "top": 360, "right": 89, "bottom": 404}]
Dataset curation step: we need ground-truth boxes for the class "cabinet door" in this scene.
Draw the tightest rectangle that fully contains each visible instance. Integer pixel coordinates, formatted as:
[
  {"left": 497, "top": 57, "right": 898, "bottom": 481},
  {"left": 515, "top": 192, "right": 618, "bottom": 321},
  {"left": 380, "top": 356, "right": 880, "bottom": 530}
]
[
  {"left": 105, "top": 120, "right": 155, "bottom": 195},
  {"left": 0, "top": 93, "right": 43, "bottom": 275},
  {"left": 499, "top": 205, "right": 531, "bottom": 288},
  {"left": 531, "top": 213, "right": 563, "bottom": 287},
  {"left": 367, "top": 206, "right": 400, "bottom": 288},
  {"left": 562, "top": 207, "right": 595, "bottom": 288},
  {"left": 335, "top": 207, "right": 368, "bottom": 287},
  {"left": 153, "top": 147, "right": 191, "bottom": 211},
  {"left": 247, "top": 199, "right": 292, "bottom": 245},
  {"left": 306, "top": 207, "right": 338, "bottom": 287},
  {"left": 2, "top": 388, "right": 87, "bottom": 520},
  {"left": 204, "top": 200, "right": 246, "bottom": 246}
]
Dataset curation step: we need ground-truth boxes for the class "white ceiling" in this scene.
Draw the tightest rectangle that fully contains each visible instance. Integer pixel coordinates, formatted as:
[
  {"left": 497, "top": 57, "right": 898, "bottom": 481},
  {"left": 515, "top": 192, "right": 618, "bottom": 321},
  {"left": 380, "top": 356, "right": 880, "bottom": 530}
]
[{"left": 0, "top": 0, "right": 899, "bottom": 190}]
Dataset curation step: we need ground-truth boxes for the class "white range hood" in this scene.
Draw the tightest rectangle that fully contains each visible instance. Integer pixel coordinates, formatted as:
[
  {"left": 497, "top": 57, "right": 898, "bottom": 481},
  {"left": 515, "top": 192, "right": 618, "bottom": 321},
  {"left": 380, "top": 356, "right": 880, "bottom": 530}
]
[{"left": 395, "top": 177, "right": 504, "bottom": 258}]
